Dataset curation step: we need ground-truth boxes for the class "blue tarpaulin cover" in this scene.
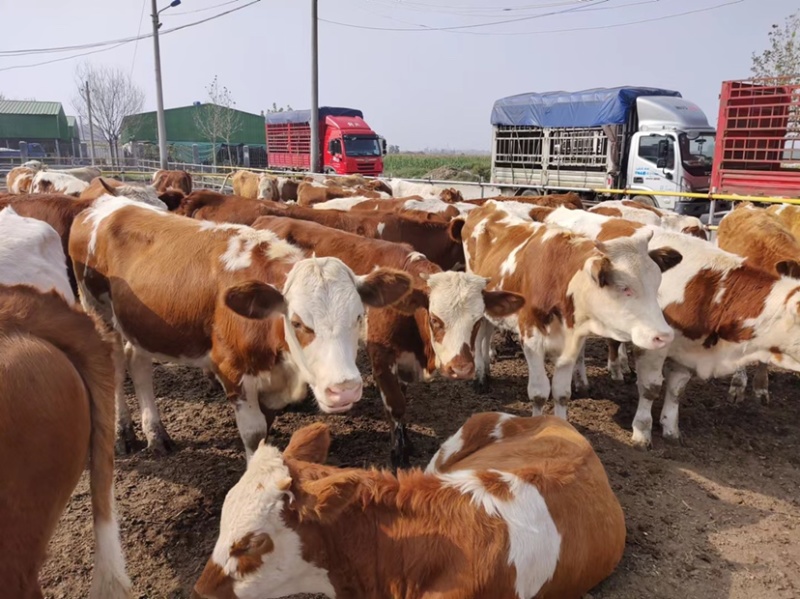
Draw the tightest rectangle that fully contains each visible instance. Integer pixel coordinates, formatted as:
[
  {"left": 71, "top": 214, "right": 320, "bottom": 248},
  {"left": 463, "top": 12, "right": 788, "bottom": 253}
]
[
  {"left": 490, "top": 87, "right": 682, "bottom": 128},
  {"left": 265, "top": 106, "right": 363, "bottom": 125}
]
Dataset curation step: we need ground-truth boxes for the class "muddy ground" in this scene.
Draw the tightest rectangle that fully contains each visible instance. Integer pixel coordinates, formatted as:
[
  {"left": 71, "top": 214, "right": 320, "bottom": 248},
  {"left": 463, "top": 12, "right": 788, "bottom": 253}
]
[{"left": 40, "top": 338, "right": 800, "bottom": 599}]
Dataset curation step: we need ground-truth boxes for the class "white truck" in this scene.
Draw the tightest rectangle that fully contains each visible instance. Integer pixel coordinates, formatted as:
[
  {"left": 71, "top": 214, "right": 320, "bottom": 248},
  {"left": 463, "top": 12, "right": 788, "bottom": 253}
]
[{"left": 490, "top": 86, "right": 719, "bottom": 216}]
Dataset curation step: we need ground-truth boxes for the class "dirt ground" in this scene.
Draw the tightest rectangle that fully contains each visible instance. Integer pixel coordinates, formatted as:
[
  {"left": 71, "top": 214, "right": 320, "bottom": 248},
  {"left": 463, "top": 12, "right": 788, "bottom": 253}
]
[{"left": 40, "top": 338, "right": 800, "bottom": 599}]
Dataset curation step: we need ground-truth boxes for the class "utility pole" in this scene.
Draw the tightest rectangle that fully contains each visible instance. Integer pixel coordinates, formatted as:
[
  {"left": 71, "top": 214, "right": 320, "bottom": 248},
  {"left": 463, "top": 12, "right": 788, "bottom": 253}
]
[
  {"left": 310, "top": 0, "right": 320, "bottom": 173},
  {"left": 84, "top": 80, "right": 96, "bottom": 166},
  {"left": 151, "top": 0, "right": 179, "bottom": 170}
]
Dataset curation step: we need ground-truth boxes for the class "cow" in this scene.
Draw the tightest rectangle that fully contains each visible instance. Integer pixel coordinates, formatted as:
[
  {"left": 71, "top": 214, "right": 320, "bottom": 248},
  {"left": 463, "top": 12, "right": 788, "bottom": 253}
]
[
  {"left": 61, "top": 166, "right": 102, "bottom": 183},
  {"left": 716, "top": 201, "right": 800, "bottom": 403},
  {"left": 466, "top": 192, "right": 585, "bottom": 211},
  {"left": 6, "top": 166, "right": 35, "bottom": 193},
  {"left": 0, "top": 207, "right": 75, "bottom": 303},
  {"left": 31, "top": 170, "right": 89, "bottom": 196},
  {"left": 231, "top": 170, "right": 278, "bottom": 200},
  {"left": 276, "top": 176, "right": 302, "bottom": 202},
  {"left": 297, "top": 180, "right": 388, "bottom": 207},
  {"left": 69, "top": 198, "right": 413, "bottom": 458},
  {"left": 22, "top": 159, "right": 45, "bottom": 171},
  {"left": 81, "top": 176, "right": 183, "bottom": 210},
  {"left": 192, "top": 413, "right": 626, "bottom": 599},
  {"left": 152, "top": 168, "right": 193, "bottom": 195},
  {"left": 178, "top": 193, "right": 465, "bottom": 270},
  {"left": 765, "top": 202, "right": 800, "bottom": 240},
  {"left": 460, "top": 200, "right": 681, "bottom": 419},
  {"left": 591, "top": 199, "right": 708, "bottom": 240},
  {"left": 325, "top": 174, "right": 393, "bottom": 196},
  {"left": 0, "top": 284, "right": 131, "bottom": 598},
  {"left": 313, "top": 194, "right": 473, "bottom": 219},
  {"left": 252, "top": 215, "right": 523, "bottom": 465}
]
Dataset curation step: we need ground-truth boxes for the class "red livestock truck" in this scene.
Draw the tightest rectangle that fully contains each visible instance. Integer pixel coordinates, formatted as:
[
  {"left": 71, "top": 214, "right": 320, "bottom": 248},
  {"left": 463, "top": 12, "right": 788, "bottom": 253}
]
[
  {"left": 265, "top": 106, "right": 386, "bottom": 176},
  {"left": 712, "top": 77, "right": 800, "bottom": 198}
]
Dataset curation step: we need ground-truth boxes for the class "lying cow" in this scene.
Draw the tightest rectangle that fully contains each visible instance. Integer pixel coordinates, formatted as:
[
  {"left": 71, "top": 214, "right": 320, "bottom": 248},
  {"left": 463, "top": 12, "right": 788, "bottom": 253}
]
[
  {"left": 0, "top": 284, "right": 131, "bottom": 598},
  {"left": 69, "top": 198, "right": 412, "bottom": 458},
  {"left": 253, "top": 215, "right": 522, "bottom": 465},
  {"left": 152, "top": 168, "right": 192, "bottom": 195},
  {"left": 192, "top": 413, "right": 625, "bottom": 599},
  {"left": 31, "top": 170, "right": 89, "bottom": 196},
  {"left": 460, "top": 200, "right": 681, "bottom": 419}
]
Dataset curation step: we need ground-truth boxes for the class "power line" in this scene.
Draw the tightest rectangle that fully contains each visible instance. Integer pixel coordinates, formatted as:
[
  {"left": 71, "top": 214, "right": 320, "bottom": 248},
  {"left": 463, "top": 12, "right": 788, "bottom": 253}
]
[
  {"left": 321, "top": 0, "right": 744, "bottom": 34},
  {"left": 130, "top": 0, "right": 148, "bottom": 76},
  {"left": 0, "top": 0, "right": 261, "bottom": 61},
  {"left": 165, "top": 0, "right": 246, "bottom": 16}
]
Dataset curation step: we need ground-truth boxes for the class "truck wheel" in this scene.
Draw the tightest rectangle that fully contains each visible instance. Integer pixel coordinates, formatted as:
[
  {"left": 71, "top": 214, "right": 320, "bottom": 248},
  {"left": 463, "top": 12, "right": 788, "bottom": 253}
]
[
  {"left": 323, "top": 167, "right": 335, "bottom": 175},
  {"left": 520, "top": 188, "right": 543, "bottom": 197},
  {"left": 631, "top": 195, "right": 656, "bottom": 207}
]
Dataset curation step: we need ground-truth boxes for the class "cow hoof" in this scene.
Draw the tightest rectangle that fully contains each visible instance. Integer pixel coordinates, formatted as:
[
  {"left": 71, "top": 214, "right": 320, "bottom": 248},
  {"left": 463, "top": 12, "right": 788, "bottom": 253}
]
[
  {"left": 473, "top": 376, "right": 491, "bottom": 393},
  {"left": 756, "top": 390, "right": 771, "bottom": 406},
  {"left": 115, "top": 429, "right": 144, "bottom": 455},
  {"left": 630, "top": 430, "right": 652, "bottom": 451},
  {"left": 147, "top": 432, "right": 177, "bottom": 456},
  {"left": 662, "top": 433, "right": 683, "bottom": 446},
  {"left": 390, "top": 425, "right": 412, "bottom": 470},
  {"left": 573, "top": 383, "right": 590, "bottom": 398},
  {"left": 609, "top": 371, "right": 624, "bottom": 383},
  {"left": 727, "top": 388, "right": 745, "bottom": 405}
]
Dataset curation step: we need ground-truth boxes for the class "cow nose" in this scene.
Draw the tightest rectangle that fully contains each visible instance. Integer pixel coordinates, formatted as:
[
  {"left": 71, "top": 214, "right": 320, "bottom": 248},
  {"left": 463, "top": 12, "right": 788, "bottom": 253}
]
[
  {"left": 446, "top": 361, "right": 475, "bottom": 380},
  {"left": 651, "top": 330, "right": 674, "bottom": 349},
  {"left": 324, "top": 380, "right": 363, "bottom": 408}
]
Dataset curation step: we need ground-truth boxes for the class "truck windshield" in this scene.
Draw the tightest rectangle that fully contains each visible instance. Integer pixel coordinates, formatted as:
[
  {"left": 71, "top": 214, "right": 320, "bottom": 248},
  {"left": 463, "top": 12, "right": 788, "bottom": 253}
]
[
  {"left": 343, "top": 135, "right": 381, "bottom": 157},
  {"left": 678, "top": 132, "right": 715, "bottom": 176}
]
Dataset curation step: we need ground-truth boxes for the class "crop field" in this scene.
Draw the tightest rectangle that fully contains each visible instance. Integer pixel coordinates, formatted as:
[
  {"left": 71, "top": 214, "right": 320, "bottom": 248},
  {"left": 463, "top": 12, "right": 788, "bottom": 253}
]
[{"left": 383, "top": 153, "right": 492, "bottom": 180}]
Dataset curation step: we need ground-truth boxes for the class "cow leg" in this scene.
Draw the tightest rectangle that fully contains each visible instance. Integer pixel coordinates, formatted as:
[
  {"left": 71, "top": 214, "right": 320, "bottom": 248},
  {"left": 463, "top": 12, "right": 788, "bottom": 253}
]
[
  {"left": 112, "top": 339, "right": 140, "bottom": 454},
  {"left": 473, "top": 319, "right": 495, "bottom": 392},
  {"left": 618, "top": 342, "right": 631, "bottom": 374},
  {"left": 728, "top": 367, "right": 748, "bottom": 404},
  {"left": 370, "top": 348, "right": 412, "bottom": 468},
  {"left": 235, "top": 377, "right": 269, "bottom": 462},
  {"left": 660, "top": 359, "right": 693, "bottom": 444},
  {"left": 127, "top": 346, "right": 175, "bottom": 455},
  {"left": 607, "top": 340, "right": 624, "bottom": 382},
  {"left": 552, "top": 335, "right": 585, "bottom": 419},
  {"left": 753, "top": 363, "right": 770, "bottom": 405},
  {"left": 631, "top": 348, "right": 667, "bottom": 449},
  {"left": 522, "top": 335, "right": 550, "bottom": 415},
  {"left": 571, "top": 344, "right": 589, "bottom": 398}
]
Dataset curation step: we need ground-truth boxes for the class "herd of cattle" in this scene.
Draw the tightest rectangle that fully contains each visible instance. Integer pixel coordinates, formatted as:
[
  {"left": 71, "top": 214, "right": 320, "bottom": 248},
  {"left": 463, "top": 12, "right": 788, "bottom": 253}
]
[{"left": 1, "top": 160, "right": 798, "bottom": 598}]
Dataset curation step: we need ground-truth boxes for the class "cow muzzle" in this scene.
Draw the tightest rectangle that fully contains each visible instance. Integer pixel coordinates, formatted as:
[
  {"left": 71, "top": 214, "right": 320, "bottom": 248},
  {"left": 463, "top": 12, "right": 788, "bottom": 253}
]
[
  {"left": 632, "top": 327, "right": 675, "bottom": 351},
  {"left": 442, "top": 356, "right": 476, "bottom": 380},
  {"left": 319, "top": 380, "right": 363, "bottom": 413}
]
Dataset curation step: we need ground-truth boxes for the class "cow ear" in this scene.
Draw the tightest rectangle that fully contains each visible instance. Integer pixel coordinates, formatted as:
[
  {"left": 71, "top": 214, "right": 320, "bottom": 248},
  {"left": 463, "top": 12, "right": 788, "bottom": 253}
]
[
  {"left": 589, "top": 256, "right": 613, "bottom": 288},
  {"left": 391, "top": 287, "right": 430, "bottom": 314},
  {"left": 649, "top": 247, "right": 683, "bottom": 273},
  {"left": 776, "top": 260, "right": 800, "bottom": 280},
  {"left": 448, "top": 218, "right": 465, "bottom": 242},
  {"left": 224, "top": 281, "right": 286, "bottom": 319},
  {"left": 296, "top": 472, "right": 361, "bottom": 523},
  {"left": 356, "top": 269, "right": 413, "bottom": 308},
  {"left": 283, "top": 422, "right": 331, "bottom": 463},
  {"left": 527, "top": 206, "right": 553, "bottom": 222},
  {"left": 98, "top": 177, "right": 119, "bottom": 196},
  {"left": 482, "top": 290, "right": 525, "bottom": 318}
]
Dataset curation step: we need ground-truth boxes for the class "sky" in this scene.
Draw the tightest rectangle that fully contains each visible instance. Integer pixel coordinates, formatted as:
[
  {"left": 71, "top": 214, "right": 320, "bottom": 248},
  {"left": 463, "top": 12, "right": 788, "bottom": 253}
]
[{"left": 0, "top": 0, "right": 796, "bottom": 151}]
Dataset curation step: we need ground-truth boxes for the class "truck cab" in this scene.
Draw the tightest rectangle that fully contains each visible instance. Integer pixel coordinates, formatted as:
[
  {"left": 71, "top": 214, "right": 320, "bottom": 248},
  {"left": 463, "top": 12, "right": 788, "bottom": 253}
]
[
  {"left": 323, "top": 115, "right": 385, "bottom": 177},
  {"left": 625, "top": 96, "right": 716, "bottom": 216}
]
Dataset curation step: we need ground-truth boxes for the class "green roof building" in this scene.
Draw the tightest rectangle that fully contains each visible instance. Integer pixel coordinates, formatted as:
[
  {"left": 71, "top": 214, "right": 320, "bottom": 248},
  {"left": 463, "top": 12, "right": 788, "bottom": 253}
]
[{"left": 0, "top": 100, "right": 80, "bottom": 156}]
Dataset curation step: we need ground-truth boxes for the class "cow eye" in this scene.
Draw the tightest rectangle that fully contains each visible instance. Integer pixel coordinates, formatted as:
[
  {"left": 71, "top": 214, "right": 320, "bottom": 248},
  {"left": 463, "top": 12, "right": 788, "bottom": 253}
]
[
  {"left": 619, "top": 286, "right": 633, "bottom": 297},
  {"left": 430, "top": 315, "right": 444, "bottom": 331}
]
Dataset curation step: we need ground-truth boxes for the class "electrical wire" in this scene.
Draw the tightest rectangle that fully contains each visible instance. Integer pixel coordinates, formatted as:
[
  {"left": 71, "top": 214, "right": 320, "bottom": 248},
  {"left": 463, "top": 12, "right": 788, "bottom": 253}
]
[
  {"left": 130, "top": 0, "right": 148, "bottom": 76},
  {"left": 0, "top": 0, "right": 261, "bottom": 60},
  {"left": 164, "top": 0, "right": 246, "bottom": 16},
  {"left": 320, "top": 0, "right": 744, "bottom": 34}
]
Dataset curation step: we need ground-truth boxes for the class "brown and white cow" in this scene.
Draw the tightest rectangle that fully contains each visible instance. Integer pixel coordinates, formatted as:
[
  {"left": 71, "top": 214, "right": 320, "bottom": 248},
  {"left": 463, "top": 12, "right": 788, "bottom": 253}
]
[
  {"left": 465, "top": 191, "right": 585, "bottom": 211},
  {"left": 716, "top": 201, "right": 800, "bottom": 403},
  {"left": 81, "top": 176, "right": 183, "bottom": 210},
  {"left": 31, "top": 170, "right": 89, "bottom": 196},
  {"left": 232, "top": 170, "right": 279, "bottom": 201},
  {"left": 0, "top": 285, "right": 131, "bottom": 598},
  {"left": 6, "top": 166, "right": 36, "bottom": 193},
  {"left": 61, "top": 166, "right": 102, "bottom": 183},
  {"left": 296, "top": 179, "right": 389, "bottom": 207},
  {"left": 192, "top": 413, "right": 625, "bottom": 599},
  {"left": 152, "top": 168, "right": 193, "bottom": 195},
  {"left": 69, "top": 198, "right": 412, "bottom": 458},
  {"left": 461, "top": 201, "right": 680, "bottom": 419},
  {"left": 765, "top": 202, "right": 800, "bottom": 239},
  {"left": 324, "top": 174, "right": 393, "bottom": 196},
  {"left": 591, "top": 199, "right": 708, "bottom": 240},
  {"left": 176, "top": 190, "right": 288, "bottom": 224},
  {"left": 313, "top": 194, "right": 475, "bottom": 219},
  {"left": 253, "top": 215, "right": 523, "bottom": 465}
]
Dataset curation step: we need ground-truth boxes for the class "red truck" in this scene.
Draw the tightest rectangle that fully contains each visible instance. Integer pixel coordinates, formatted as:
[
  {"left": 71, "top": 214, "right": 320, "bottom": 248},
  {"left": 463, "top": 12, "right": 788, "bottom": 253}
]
[
  {"left": 712, "top": 77, "right": 800, "bottom": 199},
  {"left": 265, "top": 106, "right": 386, "bottom": 176}
]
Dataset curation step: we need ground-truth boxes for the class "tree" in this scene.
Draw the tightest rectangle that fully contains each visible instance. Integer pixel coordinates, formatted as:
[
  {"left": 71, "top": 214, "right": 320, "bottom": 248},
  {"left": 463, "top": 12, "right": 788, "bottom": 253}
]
[
  {"left": 193, "top": 76, "right": 242, "bottom": 166},
  {"left": 72, "top": 62, "right": 145, "bottom": 167},
  {"left": 388, "top": 144, "right": 400, "bottom": 154},
  {"left": 266, "top": 102, "right": 293, "bottom": 113},
  {"left": 751, "top": 11, "right": 800, "bottom": 81}
]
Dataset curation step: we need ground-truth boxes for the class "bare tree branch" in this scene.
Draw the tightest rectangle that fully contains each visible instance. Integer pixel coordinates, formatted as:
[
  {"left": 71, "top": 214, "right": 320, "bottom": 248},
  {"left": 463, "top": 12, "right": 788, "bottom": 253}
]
[
  {"left": 193, "top": 75, "right": 242, "bottom": 166},
  {"left": 72, "top": 62, "right": 145, "bottom": 167},
  {"left": 752, "top": 11, "right": 800, "bottom": 83}
]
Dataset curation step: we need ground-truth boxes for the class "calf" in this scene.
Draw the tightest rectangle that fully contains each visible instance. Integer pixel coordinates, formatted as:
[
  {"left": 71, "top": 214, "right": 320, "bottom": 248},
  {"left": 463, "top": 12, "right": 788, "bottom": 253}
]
[
  {"left": 253, "top": 215, "right": 523, "bottom": 465},
  {"left": 193, "top": 414, "right": 625, "bottom": 599},
  {"left": 6, "top": 166, "right": 35, "bottom": 193},
  {"left": 153, "top": 168, "right": 193, "bottom": 195},
  {"left": 716, "top": 202, "right": 800, "bottom": 403},
  {"left": 0, "top": 285, "right": 131, "bottom": 598},
  {"left": 461, "top": 201, "right": 679, "bottom": 419},
  {"left": 31, "top": 170, "right": 89, "bottom": 196},
  {"left": 591, "top": 199, "right": 708, "bottom": 240},
  {"left": 69, "top": 199, "right": 412, "bottom": 458},
  {"left": 0, "top": 207, "right": 75, "bottom": 303}
]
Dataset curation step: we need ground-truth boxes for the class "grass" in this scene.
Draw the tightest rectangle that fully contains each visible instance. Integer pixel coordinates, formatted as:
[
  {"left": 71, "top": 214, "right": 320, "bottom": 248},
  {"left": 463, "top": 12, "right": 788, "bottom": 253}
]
[{"left": 383, "top": 153, "right": 491, "bottom": 181}]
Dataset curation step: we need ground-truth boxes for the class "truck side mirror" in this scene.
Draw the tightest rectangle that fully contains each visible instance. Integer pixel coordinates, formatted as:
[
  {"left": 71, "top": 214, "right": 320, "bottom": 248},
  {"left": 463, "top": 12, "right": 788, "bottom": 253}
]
[
  {"left": 380, "top": 138, "right": 387, "bottom": 156},
  {"left": 656, "top": 138, "right": 670, "bottom": 169},
  {"left": 329, "top": 139, "right": 341, "bottom": 155}
]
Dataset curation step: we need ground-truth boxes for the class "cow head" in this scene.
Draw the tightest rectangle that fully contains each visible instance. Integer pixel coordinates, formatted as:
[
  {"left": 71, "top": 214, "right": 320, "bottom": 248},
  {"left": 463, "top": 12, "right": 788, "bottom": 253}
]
[
  {"left": 229, "top": 257, "right": 411, "bottom": 413},
  {"left": 407, "top": 272, "right": 524, "bottom": 379},
  {"left": 257, "top": 175, "right": 279, "bottom": 201},
  {"left": 577, "top": 231, "right": 682, "bottom": 350},
  {"left": 97, "top": 177, "right": 168, "bottom": 210},
  {"left": 193, "top": 424, "right": 351, "bottom": 599}
]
